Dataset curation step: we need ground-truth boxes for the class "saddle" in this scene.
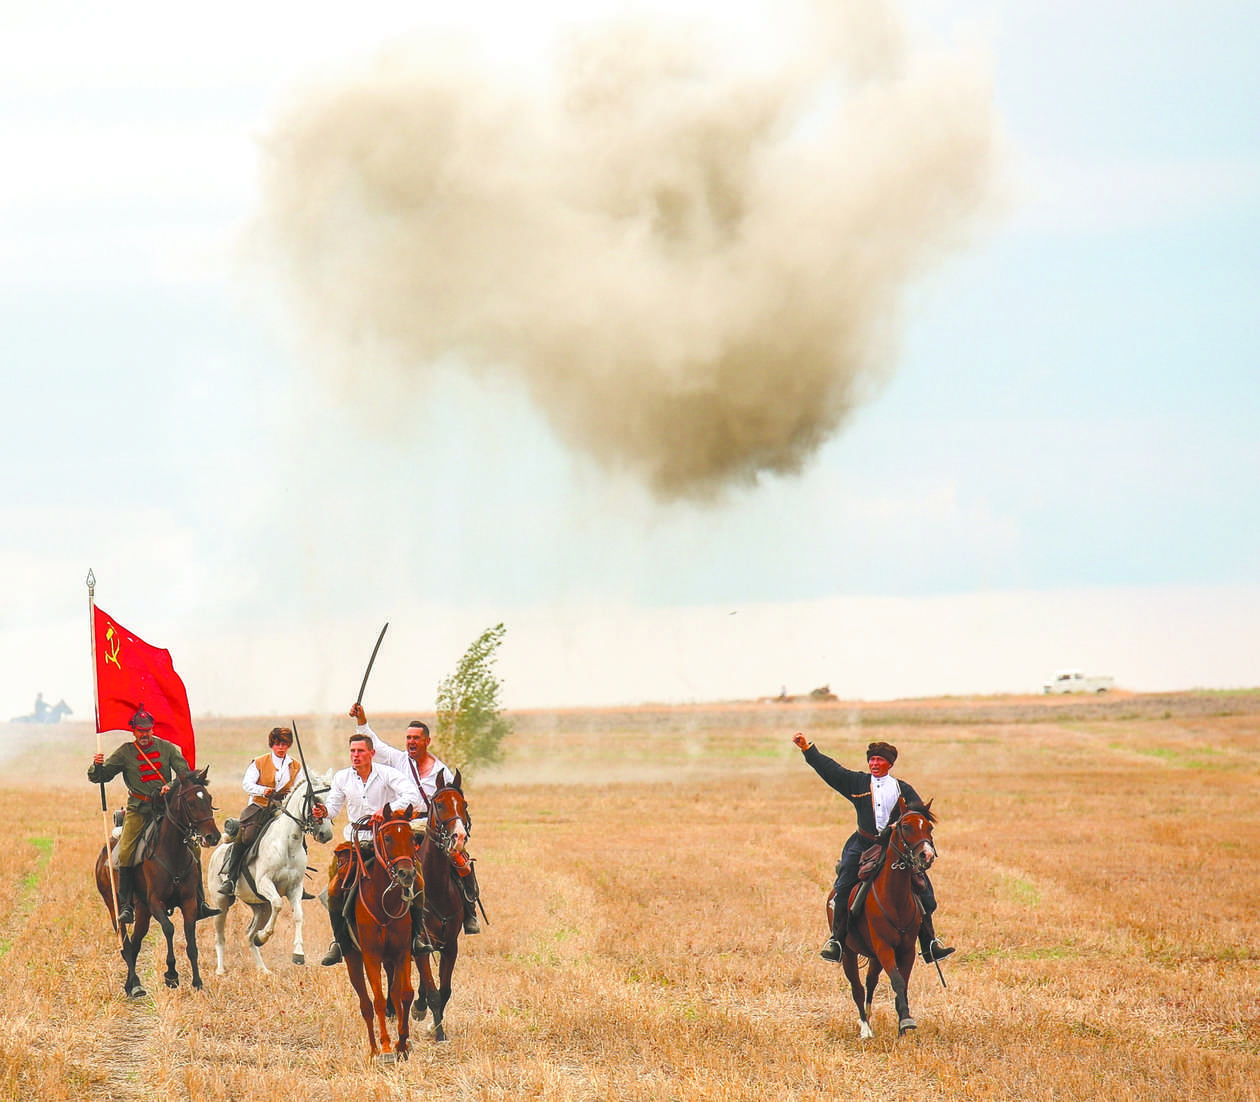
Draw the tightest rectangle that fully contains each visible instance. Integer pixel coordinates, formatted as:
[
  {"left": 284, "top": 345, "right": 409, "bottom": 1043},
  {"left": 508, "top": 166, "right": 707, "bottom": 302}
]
[
  {"left": 106, "top": 811, "right": 160, "bottom": 869},
  {"left": 846, "top": 842, "right": 928, "bottom": 916}
]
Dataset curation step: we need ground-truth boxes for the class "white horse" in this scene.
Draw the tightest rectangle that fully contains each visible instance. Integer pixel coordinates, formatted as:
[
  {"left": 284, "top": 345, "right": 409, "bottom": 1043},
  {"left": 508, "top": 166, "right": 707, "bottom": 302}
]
[{"left": 209, "top": 769, "right": 334, "bottom": 975}]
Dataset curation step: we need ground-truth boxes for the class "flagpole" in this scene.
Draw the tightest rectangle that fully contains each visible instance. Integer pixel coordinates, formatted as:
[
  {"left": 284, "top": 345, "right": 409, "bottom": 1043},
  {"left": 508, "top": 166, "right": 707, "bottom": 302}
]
[{"left": 87, "top": 570, "right": 124, "bottom": 933}]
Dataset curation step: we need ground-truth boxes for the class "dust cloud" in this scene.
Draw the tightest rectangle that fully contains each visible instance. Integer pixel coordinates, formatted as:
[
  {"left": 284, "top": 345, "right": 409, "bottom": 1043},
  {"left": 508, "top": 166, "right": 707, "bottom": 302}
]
[{"left": 254, "top": 0, "right": 997, "bottom": 501}]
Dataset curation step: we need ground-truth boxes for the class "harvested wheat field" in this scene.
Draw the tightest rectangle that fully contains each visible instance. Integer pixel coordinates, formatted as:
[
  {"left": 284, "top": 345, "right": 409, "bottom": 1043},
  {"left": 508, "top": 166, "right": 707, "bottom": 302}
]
[{"left": 1, "top": 691, "right": 1258, "bottom": 1101}]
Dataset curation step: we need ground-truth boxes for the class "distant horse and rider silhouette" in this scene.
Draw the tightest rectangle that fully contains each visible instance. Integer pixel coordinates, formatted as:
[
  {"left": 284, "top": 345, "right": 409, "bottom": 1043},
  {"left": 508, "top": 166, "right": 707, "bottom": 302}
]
[{"left": 11, "top": 693, "right": 73, "bottom": 724}]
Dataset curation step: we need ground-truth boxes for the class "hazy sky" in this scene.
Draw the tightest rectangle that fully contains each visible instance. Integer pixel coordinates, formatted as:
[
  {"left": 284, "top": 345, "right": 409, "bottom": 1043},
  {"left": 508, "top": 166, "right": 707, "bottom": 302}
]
[{"left": 3, "top": 0, "right": 1257, "bottom": 718}]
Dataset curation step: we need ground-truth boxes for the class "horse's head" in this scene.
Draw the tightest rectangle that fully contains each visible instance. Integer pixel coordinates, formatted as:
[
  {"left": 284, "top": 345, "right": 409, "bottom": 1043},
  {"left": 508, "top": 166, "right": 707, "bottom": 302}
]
[
  {"left": 891, "top": 799, "right": 937, "bottom": 873},
  {"left": 289, "top": 773, "right": 334, "bottom": 844},
  {"left": 169, "top": 766, "right": 222, "bottom": 847},
  {"left": 374, "top": 803, "right": 418, "bottom": 897},
  {"left": 425, "top": 770, "right": 470, "bottom": 854}
]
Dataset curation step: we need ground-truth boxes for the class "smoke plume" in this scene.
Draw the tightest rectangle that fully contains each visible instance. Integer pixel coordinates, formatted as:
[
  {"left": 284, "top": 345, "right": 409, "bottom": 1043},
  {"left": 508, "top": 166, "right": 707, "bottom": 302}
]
[{"left": 255, "top": 1, "right": 997, "bottom": 501}]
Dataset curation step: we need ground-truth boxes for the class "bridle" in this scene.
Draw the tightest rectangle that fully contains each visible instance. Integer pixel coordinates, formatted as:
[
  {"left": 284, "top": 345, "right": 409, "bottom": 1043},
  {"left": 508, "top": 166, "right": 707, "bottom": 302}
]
[
  {"left": 276, "top": 779, "right": 331, "bottom": 838},
  {"left": 425, "top": 785, "right": 469, "bottom": 857},
  {"left": 352, "top": 814, "right": 418, "bottom": 921},
  {"left": 888, "top": 811, "right": 936, "bottom": 875},
  {"left": 146, "top": 778, "right": 218, "bottom": 880}
]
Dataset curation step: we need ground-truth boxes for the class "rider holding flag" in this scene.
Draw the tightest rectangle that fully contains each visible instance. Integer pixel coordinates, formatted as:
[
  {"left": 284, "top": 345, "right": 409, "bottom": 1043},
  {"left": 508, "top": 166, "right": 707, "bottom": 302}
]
[{"left": 89, "top": 706, "right": 220, "bottom": 925}]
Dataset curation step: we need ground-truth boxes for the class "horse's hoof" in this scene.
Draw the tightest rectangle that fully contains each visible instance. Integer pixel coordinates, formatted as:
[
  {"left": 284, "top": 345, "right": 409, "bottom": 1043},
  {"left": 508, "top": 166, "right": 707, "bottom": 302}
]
[
  {"left": 374, "top": 1052, "right": 396, "bottom": 1065},
  {"left": 127, "top": 984, "right": 147, "bottom": 1000},
  {"left": 292, "top": 954, "right": 305, "bottom": 965},
  {"left": 434, "top": 1028, "right": 448, "bottom": 1043},
  {"left": 385, "top": 1003, "right": 396, "bottom": 1020},
  {"left": 412, "top": 1003, "right": 428, "bottom": 1021},
  {"left": 164, "top": 976, "right": 179, "bottom": 989},
  {"left": 859, "top": 1021, "right": 874, "bottom": 1039},
  {"left": 899, "top": 1018, "right": 917, "bottom": 1034},
  {"left": 192, "top": 979, "right": 203, "bottom": 991}
]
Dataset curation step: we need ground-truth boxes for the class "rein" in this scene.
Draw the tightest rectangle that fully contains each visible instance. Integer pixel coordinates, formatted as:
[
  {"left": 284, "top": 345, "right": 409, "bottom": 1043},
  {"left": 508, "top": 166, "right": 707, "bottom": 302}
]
[
  {"left": 863, "top": 812, "right": 933, "bottom": 942},
  {"left": 352, "top": 816, "right": 416, "bottom": 923},
  {"left": 145, "top": 783, "right": 210, "bottom": 883},
  {"left": 425, "top": 787, "right": 468, "bottom": 855}
]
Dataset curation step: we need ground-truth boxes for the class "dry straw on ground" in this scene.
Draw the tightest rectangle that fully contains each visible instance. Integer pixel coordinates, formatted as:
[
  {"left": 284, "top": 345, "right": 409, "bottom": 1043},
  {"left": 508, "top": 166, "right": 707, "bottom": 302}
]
[{"left": 1, "top": 692, "right": 1257, "bottom": 1100}]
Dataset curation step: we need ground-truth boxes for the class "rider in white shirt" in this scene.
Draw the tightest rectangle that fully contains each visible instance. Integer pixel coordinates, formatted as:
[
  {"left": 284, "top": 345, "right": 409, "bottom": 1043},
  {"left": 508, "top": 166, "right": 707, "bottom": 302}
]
[
  {"left": 350, "top": 704, "right": 481, "bottom": 935},
  {"left": 311, "top": 731, "right": 428, "bottom": 964}
]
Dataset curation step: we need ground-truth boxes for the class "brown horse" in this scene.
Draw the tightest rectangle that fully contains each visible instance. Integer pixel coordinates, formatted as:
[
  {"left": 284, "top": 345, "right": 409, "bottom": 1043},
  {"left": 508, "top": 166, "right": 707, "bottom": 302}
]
[
  {"left": 94, "top": 767, "right": 222, "bottom": 998},
  {"left": 341, "top": 806, "right": 419, "bottom": 1061},
  {"left": 829, "top": 800, "right": 938, "bottom": 1037},
  {"left": 413, "top": 769, "right": 474, "bottom": 1042}
]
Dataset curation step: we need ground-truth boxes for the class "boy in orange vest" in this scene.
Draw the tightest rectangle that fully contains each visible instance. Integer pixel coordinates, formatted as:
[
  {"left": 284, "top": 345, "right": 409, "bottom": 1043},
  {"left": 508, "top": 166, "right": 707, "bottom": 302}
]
[{"left": 219, "top": 726, "right": 302, "bottom": 897}]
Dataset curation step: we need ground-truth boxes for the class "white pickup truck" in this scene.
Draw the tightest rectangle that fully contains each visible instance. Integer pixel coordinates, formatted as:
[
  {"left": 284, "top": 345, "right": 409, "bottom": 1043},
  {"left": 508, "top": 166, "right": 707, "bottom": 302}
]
[{"left": 1043, "top": 669, "right": 1115, "bottom": 694}]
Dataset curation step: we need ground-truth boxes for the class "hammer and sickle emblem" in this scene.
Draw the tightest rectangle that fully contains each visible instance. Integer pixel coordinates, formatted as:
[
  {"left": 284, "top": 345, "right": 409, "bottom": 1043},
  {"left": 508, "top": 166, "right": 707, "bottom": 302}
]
[{"left": 104, "top": 626, "right": 122, "bottom": 669}]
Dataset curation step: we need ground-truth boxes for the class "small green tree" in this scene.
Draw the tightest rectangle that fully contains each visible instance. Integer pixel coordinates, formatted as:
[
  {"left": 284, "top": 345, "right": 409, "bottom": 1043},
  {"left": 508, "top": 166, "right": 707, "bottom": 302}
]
[{"left": 434, "top": 622, "right": 512, "bottom": 777}]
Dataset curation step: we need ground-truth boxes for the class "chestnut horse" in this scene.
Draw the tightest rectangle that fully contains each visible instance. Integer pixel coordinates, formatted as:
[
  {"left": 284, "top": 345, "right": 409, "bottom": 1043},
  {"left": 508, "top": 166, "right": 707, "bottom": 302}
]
[
  {"left": 412, "top": 769, "right": 475, "bottom": 1042},
  {"left": 94, "top": 767, "right": 222, "bottom": 998},
  {"left": 341, "top": 806, "right": 419, "bottom": 1061},
  {"left": 829, "top": 800, "right": 938, "bottom": 1037}
]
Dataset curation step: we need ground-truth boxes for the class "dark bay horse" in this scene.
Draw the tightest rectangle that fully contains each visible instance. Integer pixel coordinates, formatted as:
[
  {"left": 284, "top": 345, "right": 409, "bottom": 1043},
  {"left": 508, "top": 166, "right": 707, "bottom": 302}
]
[
  {"left": 94, "top": 767, "right": 222, "bottom": 998},
  {"left": 342, "top": 806, "right": 419, "bottom": 1061},
  {"left": 830, "top": 800, "right": 938, "bottom": 1037},
  {"left": 413, "top": 769, "right": 474, "bottom": 1042}
]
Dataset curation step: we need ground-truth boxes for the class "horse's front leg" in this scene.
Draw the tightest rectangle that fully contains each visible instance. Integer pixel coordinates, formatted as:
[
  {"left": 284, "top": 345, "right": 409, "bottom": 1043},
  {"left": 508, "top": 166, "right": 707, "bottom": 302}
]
[
  {"left": 181, "top": 896, "right": 204, "bottom": 990},
  {"left": 875, "top": 941, "right": 913, "bottom": 1034},
  {"left": 430, "top": 937, "right": 461, "bottom": 1042},
  {"left": 344, "top": 951, "right": 380, "bottom": 1060},
  {"left": 121, "top": 915, "right": 150, "bottom": 999},
  {"left": 288, "top": 886, "right": 306, "bottom": 964},
  {"left": 144, "top": 889, "right": 179, "bottom": 989},
  {"left": 841, "top": 947, "right": 875, "bottom": 1038},
  {"left": 388, "top": 955, "right": 413, "bottom": 1059},
  {"left": 251, "top": 874, "right": 283, "bottom": 948},
  {"left": 892, "top": 941, "right": 918, "bottom": 1035},
  {"left": 212, "top": 897, "right": 231, "bottom": 976},
  {"left": 363, "top": 955, "right": 397, "bottom": 1057}
]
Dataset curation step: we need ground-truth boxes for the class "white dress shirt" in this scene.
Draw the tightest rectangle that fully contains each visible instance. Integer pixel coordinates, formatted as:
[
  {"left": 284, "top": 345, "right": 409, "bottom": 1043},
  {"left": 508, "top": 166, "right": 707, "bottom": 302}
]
[
  {"left": 871, "top": 773, "right": 901, "bottom": 831},
  {"left": 357, "top": 722, "right": 452, "bottom": 802},
  {"left": 323, "top": 762, "right": 423, "bottom": 841},
  {"left": 242, "top": 752, "right": 302, "bottom": 799}
]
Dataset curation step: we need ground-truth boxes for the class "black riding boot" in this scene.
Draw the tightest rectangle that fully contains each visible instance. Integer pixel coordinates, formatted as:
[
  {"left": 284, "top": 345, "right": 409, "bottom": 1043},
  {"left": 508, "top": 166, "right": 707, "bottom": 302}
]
[
  {"left": 411, "top": 896, "right": 436, "bottom": 956},
  {"left": 195, "top": 860, "right": 221, "bottom": 921},
  {"left": 219, "top": 841, "right": 241, "bottom": 896},
  {"left": 115, "top": 865, "right": 136, "bottom": 926},
  {"left": 322, "top": 898, "right": 348, "bottom": 966},
  {"left": 918, "top": 911, "right": 955, "bottom": 963},
  {"left": 460, "top": 863, "right": 481, "bottom": 934},
  {"left": 820, "top": 899, "right": 847, "bottom": 962}
]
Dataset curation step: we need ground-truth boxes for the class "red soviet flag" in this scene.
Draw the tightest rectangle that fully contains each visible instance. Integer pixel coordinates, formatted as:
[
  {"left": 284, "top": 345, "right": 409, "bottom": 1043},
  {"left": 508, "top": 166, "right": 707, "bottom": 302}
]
[{"left": 93, "top": 606, "right": 197, "bottom": 769}]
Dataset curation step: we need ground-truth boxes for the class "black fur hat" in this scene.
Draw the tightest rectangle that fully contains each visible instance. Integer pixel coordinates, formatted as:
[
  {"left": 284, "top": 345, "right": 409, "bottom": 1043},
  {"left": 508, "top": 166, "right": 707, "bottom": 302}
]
[{"left": 866, "top": 740, "right": 898, "bottom": 765}]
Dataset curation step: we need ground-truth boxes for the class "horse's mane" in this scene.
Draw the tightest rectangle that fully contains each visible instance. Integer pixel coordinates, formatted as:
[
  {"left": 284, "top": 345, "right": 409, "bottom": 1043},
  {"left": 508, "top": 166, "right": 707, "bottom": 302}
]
[{"left": 905, "top": 797, "right": 936, "bottom": 825}]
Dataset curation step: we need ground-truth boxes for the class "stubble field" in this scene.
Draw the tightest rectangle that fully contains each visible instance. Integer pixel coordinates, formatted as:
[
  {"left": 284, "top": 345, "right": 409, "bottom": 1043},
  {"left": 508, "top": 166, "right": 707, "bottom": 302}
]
[{"left": 1, "top": 691, "right": 1257, "bottom": 1101}]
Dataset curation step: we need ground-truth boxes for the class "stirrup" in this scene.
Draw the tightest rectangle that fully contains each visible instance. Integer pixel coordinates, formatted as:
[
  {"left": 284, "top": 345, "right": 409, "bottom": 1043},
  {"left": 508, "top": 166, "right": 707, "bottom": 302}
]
[
  {"left": 197, "top": 901, "right": 222, "bottom": 920},
  {"left": 819, "top": 937, "right": 842, "bottom": 962},
  {"left": 413, "top": 934, "right": 437, "bottom": 956},
  {"left": 923, "top": 938, "right": 955, "bottom": 963},
  {"left": 320, "top": 941, "right": 343, "bottom": 966},
  {"left": 219, "top": 879, "right": 236, "bottom": 897},
  {"left": 463, "top": 914, "right": 481, "bottom": 935}
]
